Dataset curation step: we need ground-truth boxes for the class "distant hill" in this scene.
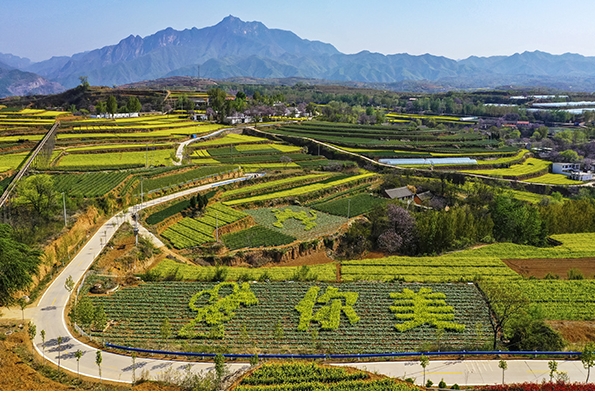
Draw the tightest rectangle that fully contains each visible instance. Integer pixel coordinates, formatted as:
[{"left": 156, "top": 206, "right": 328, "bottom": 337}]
[
  {"left": 0, "top": 61, "right": 64, "bottom": 98},
  {"left": 4, "top": 15, "right": 595, "bottom": 93}
]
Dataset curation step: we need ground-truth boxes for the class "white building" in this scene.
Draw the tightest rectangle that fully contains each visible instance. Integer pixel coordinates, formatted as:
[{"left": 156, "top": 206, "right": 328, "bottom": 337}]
[{"left": 552, "top": 162, "right": 593, "bottom": 181}]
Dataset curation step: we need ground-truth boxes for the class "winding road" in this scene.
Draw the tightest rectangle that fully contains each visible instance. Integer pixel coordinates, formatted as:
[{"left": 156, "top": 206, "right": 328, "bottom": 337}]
[
  {"left": 174, "top": 127, "right": 232, "bottom": 165},
  {"left": 29, "top": 175, "right": 261, "bottom": 384},
  {"left": 10, "top": 169, "right": 592, "bottom": 387}
]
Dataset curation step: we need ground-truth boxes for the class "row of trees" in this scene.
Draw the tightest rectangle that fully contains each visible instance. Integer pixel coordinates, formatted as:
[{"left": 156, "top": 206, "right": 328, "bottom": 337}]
[{"left": 339, "top": 177, "right": 595, "bottom": 259}]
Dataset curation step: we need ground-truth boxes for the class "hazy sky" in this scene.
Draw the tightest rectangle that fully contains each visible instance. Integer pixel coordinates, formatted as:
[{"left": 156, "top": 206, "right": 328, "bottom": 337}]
[{"left": 2, "top": 0, "right": 593, "bottom": 62}]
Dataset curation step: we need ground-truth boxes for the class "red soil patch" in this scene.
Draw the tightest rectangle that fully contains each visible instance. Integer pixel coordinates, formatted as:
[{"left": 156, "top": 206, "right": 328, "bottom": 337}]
[
  {"left": 503, "top": 257, "right": 595, "bottom": 279},
  {"left": 265, "top": 250, "right": 334, "bottom": 267},
  {"left": 547, "top": 320, "right": 595, "bottom": 346}
]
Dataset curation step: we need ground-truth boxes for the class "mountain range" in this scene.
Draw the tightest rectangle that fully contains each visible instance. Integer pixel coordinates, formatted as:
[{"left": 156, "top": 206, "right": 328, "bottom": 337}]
[{"left": 3, "top": 15, "right": 595, "bottom": 97}]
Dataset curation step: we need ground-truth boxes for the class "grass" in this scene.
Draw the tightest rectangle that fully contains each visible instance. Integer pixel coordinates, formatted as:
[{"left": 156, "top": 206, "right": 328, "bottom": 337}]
[
  {"left": 524, "top": 173, "right": 584, "bottom": 185},
  {"left": 462, "top": 157, "right": 550, "bottom": 177}
]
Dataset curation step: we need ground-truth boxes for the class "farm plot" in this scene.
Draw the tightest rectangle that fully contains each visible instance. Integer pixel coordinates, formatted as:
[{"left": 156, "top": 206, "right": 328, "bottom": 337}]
[
  {"left": 85, "top": 281, "right": 493, "bottom": 354},
  {"left": 133, "top": 165, "right": 237, "bottom": 195},
  {"left": 148, "top": 259, "right": 336, "bottom": 282},
  {"left": 191, "top": 134, "right": 268, "bottom": 148},
  {"left": 54, "top": 149, "right": 173, "bottom": 170},
  {"left": 0, "top": 152, "right": 28, "bottom": 172},
  {"left": 246, "top": 206, "right": 348, "bottom": 240},
  {"left": 524, "top": 173, "right": 584, "bottom": 185},
  {"left": 479, "top": 280, "right": 595, "bottom": 321},
  {"left": 220, "top": 173, "right": 329, "bottom": 200},
  {"left": 162, "top": 203, "right": 247, "bottom": 248},
  {"left": 234, "top": 362, "right": 418, "bottom": 391},
  {"left": 52, "top": 172, "right": 130, "bottom": 197},
  {"left": 224, "top": 172, "right": 377, "bottom": 206},
  {"left": 223, "top": 225, "right": 296, "bottom": 249},
  {"left": 312, "top": 193, "right": 386, "bottom": 217},
  {"left": 341, "top": 256, "right": 520, "bottom": 282},
  {"left": 462, "top": 157, "right": 550, "bottom": 178}
]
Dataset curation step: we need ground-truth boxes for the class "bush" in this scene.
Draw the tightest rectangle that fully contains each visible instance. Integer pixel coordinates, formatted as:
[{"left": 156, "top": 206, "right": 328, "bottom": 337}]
[
  {"left": 568, "top": 268, "right": 584, "bottom": 280},
  {"left": 439, "top": 379, "right": 447, "bottom": 388},
  {"left": 426, "top": 379, "right": 433, "bottom": 388},
  {"left": 451, "top": 383, "right": 460, "bottom": 390}
]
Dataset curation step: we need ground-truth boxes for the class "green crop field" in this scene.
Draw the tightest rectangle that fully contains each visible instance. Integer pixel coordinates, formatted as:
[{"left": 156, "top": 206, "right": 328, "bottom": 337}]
[
  {"left": 480, "top": 280, "right": 595, "bottom": 321},
  {"left": 235, "top": 362, "right": 419, "bottom": 391},
  {"left": 52, "top": 172, "right": 130, "bottom": 197},
  {"left": 221, "top": 173, "right": 329, "bottom": 200},
  {"left": 246, "top": 206, "right": 348, "bottom": 240},
  {"left": 0, "top": 152, "right": 28, "bottom": 172},
  {"left": 135, "top": 165, "right": 238, "bottom": 194},
  {"left": 162, "top": 203, "right": 247, "bottom": 248},
  {"left": 148, "top": 259, "right": 336, "bottom": 282},
  {"left": 54, "top": 149, "right": 173, "bottom": 169},
  {"left": 312, "top": 193, "right": 386, "bottom": 217},
  {"left": 524, "top": 173, "right": 584, "bottom": 185},
  {"left": 341, "top": 256, "right": 520, "bottom": 282},
  {"left": 223, "top": 225, "right": 297, "bottom": 249},
  {"left": 224, "top": 172, "right": 376, "bottom": 206},
  {"left": 475, "top": 149, "right": 528, "bottom": 165},
  {"left": 145, "top": 199, "right": 191, "bottom": 225},
  {"left": 462, "top": 158, "right": 550, "bottom": 177},
  {"left": 191, "top": 134, "right": 268, "bottom": 147},
  {"left": 84, "top": 281, "right": 493, "bottom": 353}
]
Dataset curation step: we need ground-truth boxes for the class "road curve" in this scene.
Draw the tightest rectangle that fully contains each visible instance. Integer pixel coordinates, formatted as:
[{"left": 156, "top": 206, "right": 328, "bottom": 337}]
[
  {"left": 174, "top": 127, "right": 233, "bottom": 165},
  {"left": 31, "top": 175, "right": 262, "bottom": 383},
  {"left": 26, "top": 171, "right": 592, "bottom": 387}
]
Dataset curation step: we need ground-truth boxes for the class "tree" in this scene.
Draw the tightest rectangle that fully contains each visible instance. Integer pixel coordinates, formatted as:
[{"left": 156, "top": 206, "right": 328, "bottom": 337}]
[
  {"left": 76, "top": 296, "right": 95, "bottom": 326},
  {"left": 27, "top": 321, "right": 36, "bottom": 340},
  {"left": 96, "top": 100, "right": 107, "bottom": 114},
  {"left": 548, "top": 360, "right": 558, "bottom": 382},
  {"left": 74, "top": 349, "right": 83, "bottom": 377},
  {"left": 420, "top": 354, "right": 429, "bottom": 387},
  {"left": 0, "top": 224, "right": 42, "bottom": 307},
  {"left": 480, "top": 281, "right": 529, "bottom": 350},
  {"left": 15, "top": 174, "right": 59, "bottom": 222},
  {"left": 40, "top": 329, "right": 46, "bottom": 363},
  {"left": 498, "top": 359, "right": 508, "bottom": 384},
  {"left": 106, "top": 95, "right": 118, "bottom": 117},
  {"left": 126, "top": 96, "right": 142, "bottom": 113},
  {"left": 207, "top": 88, "right": 228, "bottom": 122},
  {"left": 57, "top": 336, "right": 63, "bottom": 370},
  {"left": 559, "top": 149, "right": 581, "bottom": 162},
  {"left": 64, "top": 275, "right": 75, "bottom": 293},
  {"left": 582, "top": 343, "right": 595, "bottom": 383},
  {"left": 78, "top": 76, "right": 89, "bottom": 90},
  {"left": 214, "top": 353, "right": 226, "bottom": 389},
  {"left": 17, "top": 296, "right": 29, "bottom": 321},
  {"left": 95, "top": 350, "right": 103, "bottom": 382},
  {"left": 131, "top": 353, "right": 137, "bottom": 384},
  {"left": 93, "top": 305, "right": 107, "bottom": 331}
]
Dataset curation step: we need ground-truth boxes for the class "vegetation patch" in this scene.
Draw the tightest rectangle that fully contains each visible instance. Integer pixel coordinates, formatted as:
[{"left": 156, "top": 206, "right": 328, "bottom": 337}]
[
  {"left": 223, "top": 225, "right": 296, "bottom": 250},
  {"left": 247, "top": 206, "right": 347, "bottom": 240},
  {"left": 234, "top": 362, "right": 420, "bottom": 391},
  {"left": 312, "top": 193, "right": 386, "bottom": 217}
]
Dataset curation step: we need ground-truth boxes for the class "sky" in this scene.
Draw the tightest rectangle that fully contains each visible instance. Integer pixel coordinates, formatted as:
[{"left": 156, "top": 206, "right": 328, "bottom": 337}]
[{"left": 1, "top": 0, "right": 594, "bottom": 62}]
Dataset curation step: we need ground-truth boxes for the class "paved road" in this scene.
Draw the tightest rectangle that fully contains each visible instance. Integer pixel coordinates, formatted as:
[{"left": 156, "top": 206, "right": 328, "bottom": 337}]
[
  {"left": 342, "top": 359, "right": 590, "bottom": 387},
  {"left": 174, "top": 127, "right": 232, "bottom": 165},
  {"left": 18, "top": 169, "right": 593, "bottom": 387},
  {"left": 29, "top": 175, "right": 261, "bottom": 384}
]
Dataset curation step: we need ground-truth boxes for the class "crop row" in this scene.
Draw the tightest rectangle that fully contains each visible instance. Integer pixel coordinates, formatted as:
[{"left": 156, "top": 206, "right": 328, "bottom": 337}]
[
  {"left": 222, "top": 225, "right": 296, "bottom": 250},
  {"left": 221, "top": 173, "right": 328, "bottom": 199},
  {"left": 86, "top": 281, "right": 493, "bottom": 354},
  {"left": 224, "top": 172, "right": 376, "bottom": 206},
  {"left": 311, "top": 193, "right": 386, "bottom": 217},
  {"left": 52, "top": 172, "right": 130, "bottom": 197}
]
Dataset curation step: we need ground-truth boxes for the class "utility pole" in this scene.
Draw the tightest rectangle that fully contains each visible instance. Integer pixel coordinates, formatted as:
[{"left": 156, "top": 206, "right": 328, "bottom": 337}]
[
  {"left": 62, "top": 192, "right": 67, "bottom": 227},
  {"left": 216, "top": 211, "right": 219, "bottom": 242},
  {"left": 145, "top": 144, "right": 148, "bottom": 168}
]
